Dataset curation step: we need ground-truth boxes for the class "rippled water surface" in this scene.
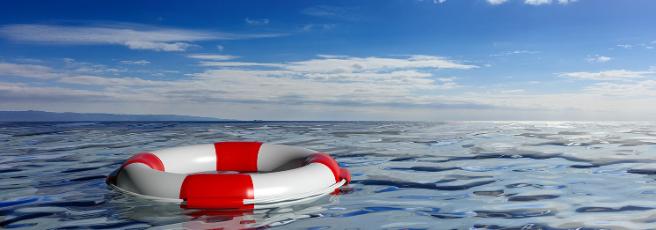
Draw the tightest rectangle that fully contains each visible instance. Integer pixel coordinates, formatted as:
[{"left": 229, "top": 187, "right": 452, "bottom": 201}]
[{"left": 3, "top": 121, "right": 656, "bottom": 229}]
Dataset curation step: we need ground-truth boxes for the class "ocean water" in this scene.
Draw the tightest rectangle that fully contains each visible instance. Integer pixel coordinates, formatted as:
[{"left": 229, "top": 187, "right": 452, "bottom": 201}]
[{"left": 2, "top": 121, "right": 656, "bottom": 229}]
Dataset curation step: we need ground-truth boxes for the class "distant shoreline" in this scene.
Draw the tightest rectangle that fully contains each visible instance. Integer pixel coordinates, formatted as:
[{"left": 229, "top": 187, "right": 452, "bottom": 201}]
[{"left": 0, "top": 110, "right": 234, "bottom": 122}]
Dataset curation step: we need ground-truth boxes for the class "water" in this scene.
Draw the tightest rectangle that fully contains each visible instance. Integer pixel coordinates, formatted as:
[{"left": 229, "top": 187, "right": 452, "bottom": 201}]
[{"left": 2, "top": 121, "right": 656, "bottom": 229}]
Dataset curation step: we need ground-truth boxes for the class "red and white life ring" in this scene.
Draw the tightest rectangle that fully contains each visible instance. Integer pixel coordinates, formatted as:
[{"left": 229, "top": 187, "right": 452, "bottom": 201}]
[{"left": 107, "top": 142, "right": 351, "bottom": 209}]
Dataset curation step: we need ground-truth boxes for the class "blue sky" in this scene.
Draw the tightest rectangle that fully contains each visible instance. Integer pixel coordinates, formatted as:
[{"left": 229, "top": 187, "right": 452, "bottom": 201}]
[{"left": 1, "top": 0, "right": 655, "bottom": 120}]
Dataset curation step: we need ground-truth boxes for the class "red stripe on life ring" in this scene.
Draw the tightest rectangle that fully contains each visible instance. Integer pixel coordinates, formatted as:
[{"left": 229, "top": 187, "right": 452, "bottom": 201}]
[
  {"left": 179, "top": 174, "right": 255, "bottom": 209},
  {"left": 214, "top": 142, "right": 262, "bottom": 172},
  {"left": 340, "top": 168, "right": 351, "bottom": 184},
  {"left": 306, "top": 153, "right": 342, "bottom": 183},
  {"left": 121, "top": 152, "right": 165, "bottom": 171}
]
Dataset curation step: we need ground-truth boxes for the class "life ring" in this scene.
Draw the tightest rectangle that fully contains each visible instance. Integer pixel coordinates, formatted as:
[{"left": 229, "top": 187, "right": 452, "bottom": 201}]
[{"left": 107, "top": 142, "right": 351, "bottom": 209}]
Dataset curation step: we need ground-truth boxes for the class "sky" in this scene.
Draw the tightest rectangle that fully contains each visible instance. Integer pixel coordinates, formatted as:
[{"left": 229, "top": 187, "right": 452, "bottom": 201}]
[{"left": 0, "top": 0, "right": 655, "bottom": 121}]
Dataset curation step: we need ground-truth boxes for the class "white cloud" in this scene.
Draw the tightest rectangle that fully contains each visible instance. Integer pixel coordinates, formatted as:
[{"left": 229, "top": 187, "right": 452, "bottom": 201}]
[
  {"left": 302, "top": 5, "right": 342, "bottom": 17},
  {"left": 433, "top": 0, "right": 447, "bottom": 4},
  {"left": 216, "top": 45, "right": 224, "bottom": 51},
  {"left": 524, "top": 0, "right": 551, "bottom": 5},
  {"left": 0, "top": 82, "right": 114, "bottom": 102},
  {"left": 557, "top": 0, "right": 577, "bottom": 4},
  {"left": 487, "top": 0, "right": 508, "bottom": 5},
  {"left": 523, "top": 0, "right": 575, "bottom": 5},
  {"left": 187, "top": 54, "right": 239, "bottom": 61},
  {"left": 6, "top": 57, "right": 656, "bottom": 120},
  {"left": 245, "top": 18, "right": 270, "bottom": 25},
  {"left": 200, "top": 55, "right": 476, "bottom": 72},
  {"left": 499, "top": 89, "right": 526, "bottom": 94},
  {"left": 302, "top": 24, "right": 336, "bottom": 31},
  {"left": 0, "top": 55, "right": 475, "bottom": 109},
  {"left": 286, "top": 55, "right": 477, "bottom": 73},
  {"left": 585, "top": 55, "right": 612, "bottom": 63},
  {"left": 198, "top": 61, "right": 285, "bottom": 68},
  {"left": 0, "top": 62, "right": 61, "bottom": 79},
  {"left": 301, "top": 5, "right": 359, "bottom": 21},
  {"left": 316, "top": 54, "right": 350, "bottom": 59},
  {"left": 62, "top": 58, "right": 124, "bottom": 74},
  {"left": 120, "top": 60, "right": 151, "bottom": 65},
  {"left": 491, "top": 50, "right": 539, "bottom": 56},
  {"left": 123, "top": 41, "right": 194, "bottom": 51},
  {"left": 435, "top": 77, "right": 459, "bottom": 89},
  {"left": 559, "top": 69, "right": 653, "bottom": 80},
  {"left": 0, "top": 24, "right": 283, "bottom": 51},
  {"left": 58, "top": 75, "right": 168, "bottom": 87},
  {"left": 183, "top": 55, "right": 476, "bottom": 105},
  {"left": 616, "top": 43, "right": 654, "bottom": 50},
  {"left": 584, "top": 80, "right": 656, "bottom": 97}
]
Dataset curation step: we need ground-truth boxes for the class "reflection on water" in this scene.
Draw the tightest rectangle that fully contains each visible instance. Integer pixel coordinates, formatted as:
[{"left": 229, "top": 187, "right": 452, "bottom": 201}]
[{"left": 2, "top": 121, "right": 656, "bottom": 229}]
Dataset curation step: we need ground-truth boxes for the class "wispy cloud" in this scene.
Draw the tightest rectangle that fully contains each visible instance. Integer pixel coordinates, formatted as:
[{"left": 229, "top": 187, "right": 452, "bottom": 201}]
[
  {"left": 524, "top": 0, "right": 577, "bottom": 5},
  {"left": 301, "top": 24, "right": 336, "bottom": 32},
  {"left": 557, "top": 0, "right": 578, "bottom": 4},
  {"left": 199, "top": 55, "right": 477, "bottom": 71},
  {"left": 0, "top": 62, "right": 61, "bottom": 79},
  {"left": 585, "top": 55, "right": 612, "bottom": 63},
  {"left": 59, "top": 75, "right": 168, "bottom": 87},
  {"left": 616, "top": 43, "right": 654, "bottom": 50},
  {"left": 487, "top": 0, "right": 509, "bottom": 5},
  {"left": 285, "top": 55, "right": 478, "bottom": 72},
  {"left": 0, "top": 82, "right": 112, "bottom": 102},
  {"left": 499, "top": 89, "right": 526, "bottom": 94},
  {"left": 244, "top": 18, "right": 270, "bottom": 26},
  {"left": 584, "top": 80, "right": 656, "bottom": 97},
  {"left": 187, "top": 54, "right": 239, "bottom": 61},
  {"left": 120, "top": 60, "right": 151, "bottom": 65},
  {"left": 4, "top": 57, "right": 656, "bottom": 120},
  {"left": 0, "top": 24, "right": 284, "bottom": 51},
  {"left": 435, "top": 77, "right": 459, "bottom": 89},
  {"left": 559, "top": 69, "right": 653, "bottom": 80},
  {"left": 198, "top": 61, "right": 285, "bottom": 68},
  {"left": 61, "top": 58, "right": 125, "bottom": 74},
  {"left": 0, "top": 55, "right": 476, "bottom": 109},
  {"left": 491, "top": 50, "right": 539, "bottom": 56},
  {"left": 301, "top": 5, "right": 360, "bottom": 21},
  {"left": 525, "top": 0, "right": 551, "bottom": 5},
  {"left": 484, "top": 0, "right": 577, "bottom": 5}
]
